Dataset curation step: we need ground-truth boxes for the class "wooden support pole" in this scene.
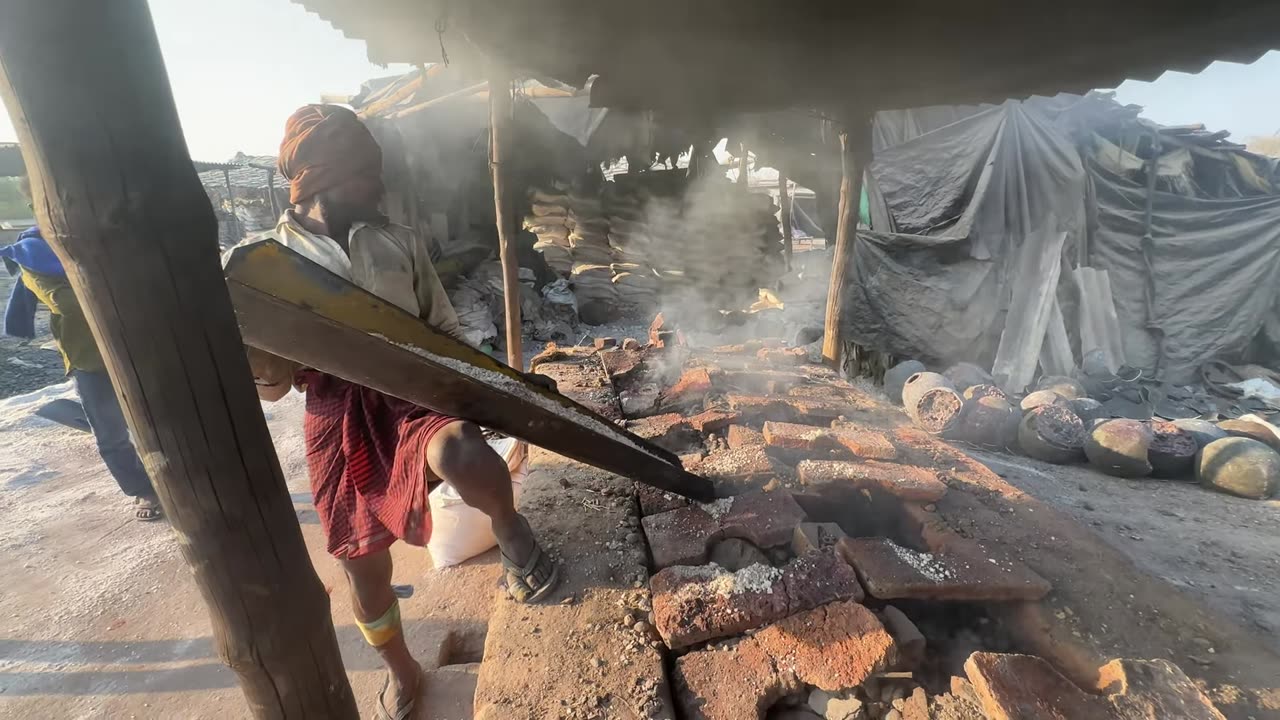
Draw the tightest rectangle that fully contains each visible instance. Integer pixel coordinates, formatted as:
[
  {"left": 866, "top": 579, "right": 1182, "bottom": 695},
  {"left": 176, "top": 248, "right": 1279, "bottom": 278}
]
[
  {"left": 489, "top": 68, "right": 522, "bottom": 369},
  {"left": 778, "top": 168, "right": 794, "bottom": 271},
  {"left": 0, "top": 2, "right": 357, "bottom": 717},
  {"left": 821, "top": 112, "right": 873, "bottom": 368}
]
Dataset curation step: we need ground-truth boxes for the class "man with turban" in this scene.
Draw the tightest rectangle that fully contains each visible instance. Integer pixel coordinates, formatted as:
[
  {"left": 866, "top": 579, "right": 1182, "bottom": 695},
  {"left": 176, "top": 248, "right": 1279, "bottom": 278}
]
[{"left": 241, "top": 105, "right": 559, "bottom": 719}]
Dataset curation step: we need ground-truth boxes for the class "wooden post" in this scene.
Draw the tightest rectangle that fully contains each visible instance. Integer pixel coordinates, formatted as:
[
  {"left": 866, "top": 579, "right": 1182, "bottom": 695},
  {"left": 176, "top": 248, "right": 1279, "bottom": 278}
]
[
  {"left": 821, "top": 112, "right": 873, "bottom": 368},
  {"left": 489, "top": 67, "right": 522, "bottom": 369},
  {"left": 737, "top": 142, "right": 750, "bottom": 188},
  {"left": 222, "top": 167, "right": 242, "bottom": 242},
  {"left": 778, "top": 168, "right": 793, "bottom": 271},
  {"left": 0, "top": 2, "right": 357, "bottom": 717}
]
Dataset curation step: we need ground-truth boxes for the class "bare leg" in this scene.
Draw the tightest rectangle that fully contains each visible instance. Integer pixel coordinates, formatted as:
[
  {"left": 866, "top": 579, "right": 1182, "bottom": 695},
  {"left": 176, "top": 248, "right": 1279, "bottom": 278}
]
[
  {"left": 425, "top": 422, "right": 540, "bottom": 575},
  {"left": 340, "top": 550, "right": 419, "bottom": 711}
]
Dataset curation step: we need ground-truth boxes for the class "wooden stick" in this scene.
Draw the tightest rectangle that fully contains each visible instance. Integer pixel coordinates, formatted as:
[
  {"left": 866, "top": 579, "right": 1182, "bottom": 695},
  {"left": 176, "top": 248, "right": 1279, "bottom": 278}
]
[
  {"left": 489, "top": 68, "right": 522, "bottom": 369},
  {"left": 0, "top": 2, "right": 356, "bottom": 717},
  {"left": 738, "top": 142, "right": 750, "bottom": 187},
  {"left": 779, "top": 168, "right": 793, "bottom": 271},
  {"left": 386, "top": 81, "right": 488, "bottom": 120},
  {"left": 821, "top": 112, "right": 873, "bottom": 368}
]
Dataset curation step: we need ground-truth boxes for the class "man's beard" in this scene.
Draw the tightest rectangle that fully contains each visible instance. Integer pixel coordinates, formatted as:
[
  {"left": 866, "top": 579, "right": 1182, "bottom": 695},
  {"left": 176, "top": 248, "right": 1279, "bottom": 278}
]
[{"left": 317, "top": 194, "right": 386, "bottom": 229}]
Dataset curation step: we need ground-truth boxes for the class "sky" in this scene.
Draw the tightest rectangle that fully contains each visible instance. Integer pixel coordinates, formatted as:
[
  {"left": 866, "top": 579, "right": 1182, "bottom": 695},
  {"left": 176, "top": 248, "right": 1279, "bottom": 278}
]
[{"left": 0, "top": 2, "right": 1276, "bottom": 157}]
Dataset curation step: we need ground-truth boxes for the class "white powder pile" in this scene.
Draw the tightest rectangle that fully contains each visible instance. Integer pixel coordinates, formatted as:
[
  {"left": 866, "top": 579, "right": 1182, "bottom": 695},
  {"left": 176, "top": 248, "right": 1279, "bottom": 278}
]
[
  {"left": 670, "top": 562, "right": 782, "bottom": 600},
  {"left": 699, "top": 497, "right": 736, "bottom": 521},
  {"left": 889, "top": 542, "right": 955, "bottom": 583}
]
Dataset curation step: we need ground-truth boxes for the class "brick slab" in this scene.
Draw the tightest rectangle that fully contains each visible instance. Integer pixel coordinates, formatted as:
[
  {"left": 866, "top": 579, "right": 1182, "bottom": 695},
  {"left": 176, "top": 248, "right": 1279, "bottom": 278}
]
[
  {"left": 727, "top": 425, "right": 765, "bottom": 449},
  {"left": 658, "top": 367, "right": 717, "bottom": 411},
  {"left": 643, "top": 491, "right": 808, "bottom": 568},
  {"left": 726, "top": 394, "right": 796, "bottom": 423},
  {"left": 627, "top": 413, "right": 698, "bottom": 452},
  {"left": 1099, "top": 658, "right": 1226, "bottom": 720},
  {"left": 798, "top": 460, "right": 947, "bottom": 502},
  {"left": 688, "top": 409, "right": 742, "bottom": 434},
  {"left": 838, "top": 537, "right": 1051, "bottom": 601},
  {"left": 965, "top": 652, "right": 1105, "bottom": 720},
  {"left": 651, "top": 549, "right": 863, "bottom": 649},
  {"left": 764, "top": 421, "right": 898, "bottom": 460},
  {"left": 690, "top": 446, "right": 779, "bottom": 482},
  {"left": 674, "top": 601, "right": 897, "bottom": 720},
  {"left": 637, "top": 483, "right": 691, "bottom": 516}
]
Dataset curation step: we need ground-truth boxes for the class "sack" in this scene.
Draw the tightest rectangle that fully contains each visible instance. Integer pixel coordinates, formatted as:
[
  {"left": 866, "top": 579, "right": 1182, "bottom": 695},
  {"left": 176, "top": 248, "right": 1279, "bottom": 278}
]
[{"left": 426, "top": 436, "right": 528, "bottom": 569}]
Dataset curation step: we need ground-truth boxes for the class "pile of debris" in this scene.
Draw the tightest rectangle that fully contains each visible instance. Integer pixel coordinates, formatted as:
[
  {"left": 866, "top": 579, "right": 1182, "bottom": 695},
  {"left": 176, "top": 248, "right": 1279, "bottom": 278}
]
[
  {"left": 446, "top": 259, "right": 578, "bottom": 350},
  {"left": 534, "top": 319, "right": 1229, "bottom": 720},
  {"left": 889, "top": 357, "right": 1280, "bottom": 500}
]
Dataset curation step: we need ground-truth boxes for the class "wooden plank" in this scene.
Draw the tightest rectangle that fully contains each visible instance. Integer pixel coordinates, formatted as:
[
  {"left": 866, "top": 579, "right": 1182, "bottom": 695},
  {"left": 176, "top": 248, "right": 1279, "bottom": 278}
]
[
  {"left": 822, "top": 112, "right": 873, "bottom": 367},
  {"left": 0, "top": 2, "right": 357, "bottom": 717},
  {"left": 489, "top": 68, "right": 522, "bottom": 369},
  {"left": 1039, "top": 297, "right": 1075, "bottom": 377},
  {"left": 779, "top": 169, "right": 793, "bottom": 271},
  {"left": 224, "top": 241, "right": 714, "bottom": 501},
  {"left": 991, "top": 227, "right": 1068, "bottom": 392}
]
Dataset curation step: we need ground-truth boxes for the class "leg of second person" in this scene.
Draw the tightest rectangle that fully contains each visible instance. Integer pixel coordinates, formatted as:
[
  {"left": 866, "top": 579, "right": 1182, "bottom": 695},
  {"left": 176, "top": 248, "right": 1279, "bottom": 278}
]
[
  {"left": 342, "top": 549, "right": 420, "bottom": 714},
  {"left": 73, "top": 370, "right": 158, "bottom": 506}
]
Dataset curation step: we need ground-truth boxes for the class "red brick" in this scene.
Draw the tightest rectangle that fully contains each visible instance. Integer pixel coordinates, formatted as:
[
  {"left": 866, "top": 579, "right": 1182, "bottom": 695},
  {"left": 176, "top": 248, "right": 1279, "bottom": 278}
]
[
  {"left": 797, "top": 460, "right": 947, "bottom": 502},
  {"left": 726, "top": 394, "right": 795, "bottom": 423},
  {"left": 792, "top": 522, "right": 847, "bottom": 555},
  {"left": 627, "top": 412, "right": 697, "bottom": 452},
  {"left": 764, "top": 422, "right": 899, "bottom": 461},
  {"left": 642, "top": 491, "right": 808, "bottom": 568},
  {"left": 721, "top": 370, "right": 805, "bottom": 394},
  {"left": 593, "top": 336, "right": 617, "bottom": 349},
  {"left": 838, "top": 537, "right": 1051, "bottom": 601},
  {"left": 965, "top": 652, "right": 1109, "bottom": 720},
  {"left": 687, "top": 409, "right": 741, "bottom": 434},
  {"left": 756, "top": 347, "right": 808, "bottom": 366},
  {"left": 651, "top": 550, "right": 863, "bottom": 649},
  {"left": 637, "top": 483, "right": 691, "bottom": 516},
  {"left": 726, "top": 424, "right": 765, "bottom": 449},
  {"left": 674, "top": 601, "right": 897, "bottom": 720},
  {"left": 1099, "top": 658, "right": 1226, "bottom": 720},
  {"left": 690, "top": 446, "right": 779, "bottom": 482},
  {"left": 621, "top": 337, "right": 641, "bottom": 351},
  {"left": 658, "top": 367, "right": 717, "bottom": 411},
  {"left": 763, "top": 421, "right": 826, "bottom": 449}
]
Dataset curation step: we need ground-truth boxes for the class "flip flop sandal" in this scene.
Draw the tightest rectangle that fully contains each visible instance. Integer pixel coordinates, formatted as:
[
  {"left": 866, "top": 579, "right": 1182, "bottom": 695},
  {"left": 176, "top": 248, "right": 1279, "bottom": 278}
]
[
  {"left": 375, "top": 671, "right": 418, "bottom": 720},
  {"left": 135, "top": 497, "right": 164, "bottom": 522},
  {"left": 501, "top": 541, "right": 561, "bottom": 604}
]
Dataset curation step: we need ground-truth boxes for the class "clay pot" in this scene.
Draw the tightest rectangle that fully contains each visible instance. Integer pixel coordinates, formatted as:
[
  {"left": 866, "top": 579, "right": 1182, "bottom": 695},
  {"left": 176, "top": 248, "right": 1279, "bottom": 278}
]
[
  {"left": 963, "top": 384, "right": 1008, "bottom": 402},
  {"left": 1034, "top": 375, "right": 1087, "bottom": 400},
  {"left": 1147, "top": 420, "right": 1198, "bottom": 479},
  {"left": 901, "top": 372, "right": 953, "bottom": 409},
  {"left": 1197, "top": 437, "right": 1280, "bottom": 500},
  {"left": 1066, "top": 397, "right": 1105, "bottom": 426},
  {"left": 884, "top": 360, "right": 927, "bottom": 405},
  {"left": 949, "top": 396, "right": 1019, "bottom": 450},
  {"left": 944, "top": 362, "right": 994, "bottom": 392},
  {"left": 1020, "top": 390, "right": 1067, "bottom": 412},
  {"left": 1170, "top": 418, "right": 1228, "bottom": 450},
  {"left": 1217, "top": 419, "right": 1280, "bottom": 453},
  {"left": 1018, "top": 405, "right": 1085, "bottom": 464},
  {"left": 1085, "top": 419, "right": 1153, "bottom": 477}
]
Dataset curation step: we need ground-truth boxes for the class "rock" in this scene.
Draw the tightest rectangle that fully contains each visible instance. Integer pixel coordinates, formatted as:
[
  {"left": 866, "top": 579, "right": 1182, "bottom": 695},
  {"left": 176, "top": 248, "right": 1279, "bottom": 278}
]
[
  {"left": 1170, "top": 419, "right": 1227, "bottom": 450},
  {"left": 1035, "top": 375, "right": 1086, "bottom": 399},
  {"left": 1018, "top": 405, "right": 1085, "bottom": 464},
  {"left": 944, "top": 362, "right": 994, "bottom": 392},
  {"left": 1147, "top": 420, "right": 1197, "bottom": 478},
  {"left": 1216, "top": 418, "right": 1280, "bottom": 453},
  {"left": 884, "top": 360, "right": 927, "bottom": 405},
  {"left": 709, "top": 538, "right": 771, "bottom": 571},
  {"left": 619, "top": 384, "right": 660, "bottom": 417},
  {"left": 962, "top": 384, "right": 1007, "bottom": 402},
  {"left": 809, "top": 689, "right": 866, "bottom": 720},
  {"left": 1066, "top": 397, "right": 1105, "bottom": 426},
  {"left": 1197, "top": 437, "right": 1280, "bottom": 500},
  {"left": 1086, "top": 420, "right": 1154, "bottom": 478},
  {"left": 1020, "top": 389, "right": 1067, "bottom": 412}
]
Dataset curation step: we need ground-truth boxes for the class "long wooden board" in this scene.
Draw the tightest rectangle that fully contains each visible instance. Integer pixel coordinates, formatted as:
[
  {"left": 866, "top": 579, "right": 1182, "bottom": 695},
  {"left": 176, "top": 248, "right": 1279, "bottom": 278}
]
[{"left": 224, "top": 240, "right": 713, "bottom": 501}]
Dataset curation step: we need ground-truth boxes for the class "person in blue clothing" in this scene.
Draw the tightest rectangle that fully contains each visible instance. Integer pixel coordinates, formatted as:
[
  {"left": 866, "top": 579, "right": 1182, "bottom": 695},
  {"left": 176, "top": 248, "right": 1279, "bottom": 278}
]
[{"left": 1, "top": 178, "right": 161, "bottom": 521}]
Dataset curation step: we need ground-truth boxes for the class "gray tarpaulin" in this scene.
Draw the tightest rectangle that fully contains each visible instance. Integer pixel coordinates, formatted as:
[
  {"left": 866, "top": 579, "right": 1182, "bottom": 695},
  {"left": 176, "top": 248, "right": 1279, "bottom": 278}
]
[
  {"left": 1088, "top": 164, "right": 1280, "bottom": 383},
  {"left": 845, "top": 102, "right": 1085, "bottom": 368}
]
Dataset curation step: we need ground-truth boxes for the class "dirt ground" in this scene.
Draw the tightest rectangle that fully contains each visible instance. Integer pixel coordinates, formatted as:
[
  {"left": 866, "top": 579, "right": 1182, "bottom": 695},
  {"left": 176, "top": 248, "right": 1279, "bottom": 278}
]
[{"left": 967, "top": 447, "right": 1280, "bottom": 656}]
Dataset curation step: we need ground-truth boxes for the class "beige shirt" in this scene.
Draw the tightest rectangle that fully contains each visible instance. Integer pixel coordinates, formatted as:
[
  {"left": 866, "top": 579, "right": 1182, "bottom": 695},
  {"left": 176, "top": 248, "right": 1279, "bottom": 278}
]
[{"left": 260, "top": 211, "right": 461, "bottom": 338}]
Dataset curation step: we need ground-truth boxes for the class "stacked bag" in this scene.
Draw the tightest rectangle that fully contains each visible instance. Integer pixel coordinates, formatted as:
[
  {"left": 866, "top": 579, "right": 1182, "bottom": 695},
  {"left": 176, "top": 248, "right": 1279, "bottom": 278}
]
[{"left": 525, "top": 189, "right": 574, "bottom": 275}]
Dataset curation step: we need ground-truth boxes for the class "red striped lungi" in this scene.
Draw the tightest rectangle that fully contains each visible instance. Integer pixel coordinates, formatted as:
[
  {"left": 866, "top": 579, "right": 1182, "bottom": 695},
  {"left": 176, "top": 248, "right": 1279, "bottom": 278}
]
[{"left": 298, "top": 370, "right": 461, "bottom": 559}]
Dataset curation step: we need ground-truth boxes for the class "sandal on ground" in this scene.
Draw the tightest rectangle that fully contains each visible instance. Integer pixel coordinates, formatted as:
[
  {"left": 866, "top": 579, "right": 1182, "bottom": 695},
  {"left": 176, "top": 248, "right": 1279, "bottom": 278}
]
[
  {"left": 134, "top": 496, "right": 164, "bottom": 522},
  {"left": 375, "top": 669, "right": 420, "bottom": 720},
  {"left": 501, "top": 539, "right": 561, "bottom": 604}
]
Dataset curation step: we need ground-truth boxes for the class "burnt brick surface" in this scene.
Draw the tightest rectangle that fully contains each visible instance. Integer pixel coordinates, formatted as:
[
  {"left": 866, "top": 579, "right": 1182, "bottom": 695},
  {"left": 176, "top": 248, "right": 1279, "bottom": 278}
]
[
  {"left": 651, "top": 549, "right": 863, "bottom": 649},
  {"left": 764, "top": 422, "right": 898, "bottom": 460},
  {"left": 838, "top": 537, "right": 1051, "bottom": 601},
  {"left": 675, "top": 601, "right": 896, "bottom": 720},
  {"left": 688, "top": 409, "right": 742, "bottom": 434},
  {"left": 727, "top": 425, "right": 766, "bottom": 449},
  {"left": 798, "top": 460, "right": 947, "bottom": 502},
  {"left": 642, "top": 491, "right": 807, "bottom": 568},
  {"left": 627, "top": 413, "right": 698, "bottom": 452},
  {"left": 637, "top": 483, "right": 691, "bottom": 516}
]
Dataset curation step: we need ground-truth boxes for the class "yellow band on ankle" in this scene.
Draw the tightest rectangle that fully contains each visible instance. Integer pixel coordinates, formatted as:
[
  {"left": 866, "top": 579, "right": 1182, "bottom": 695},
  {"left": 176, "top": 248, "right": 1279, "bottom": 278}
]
[{"left": 355, "top": 599, "right": 402, "bottom": 647}]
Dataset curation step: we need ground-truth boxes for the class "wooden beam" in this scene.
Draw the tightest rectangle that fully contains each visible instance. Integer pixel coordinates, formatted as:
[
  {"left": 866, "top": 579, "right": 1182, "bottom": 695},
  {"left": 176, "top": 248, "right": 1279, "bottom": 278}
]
[
  {"left": 821, "top": 112, "right": 872, "bottom": 368},
  {"left": 0, "top": 2, "right": 357, "bottom": 717},
  {"left": 224, "top": 241, "right": 715, "bottom": 501},
  {"left": 778, "top": 168, "right": 793, "bottom": 271},
  {"left": 386, "top": 81, "right": 488, "bottom": 120},
  {"left": 489, "top": 68, "right": 522, "bottom": 369}
]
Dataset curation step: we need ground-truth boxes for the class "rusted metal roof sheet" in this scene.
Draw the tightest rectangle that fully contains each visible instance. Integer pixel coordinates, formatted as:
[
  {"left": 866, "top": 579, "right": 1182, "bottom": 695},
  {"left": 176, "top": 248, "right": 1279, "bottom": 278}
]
[{"left": 293, "top": 0, "right": 1280, "bottom": 112}]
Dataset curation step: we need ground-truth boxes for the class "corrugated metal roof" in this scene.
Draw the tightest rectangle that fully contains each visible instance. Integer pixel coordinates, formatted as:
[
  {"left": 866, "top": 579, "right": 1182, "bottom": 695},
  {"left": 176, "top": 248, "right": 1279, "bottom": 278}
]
[
  {"left": 292, "top": 0, "right": 1280, "bottom": 112},
  {"left": 195, "top": 154, "right": 289, "bottom": 191}
]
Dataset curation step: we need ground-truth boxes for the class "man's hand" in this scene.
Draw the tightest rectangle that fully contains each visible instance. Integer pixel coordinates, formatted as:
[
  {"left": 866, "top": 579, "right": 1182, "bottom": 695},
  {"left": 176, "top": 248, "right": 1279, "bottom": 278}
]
[
  {"left": 247, "top": 346, "right": 299, "bottom": 402},
  {"left": 522, "top": 371, "right": 558, "bottom": 394}
]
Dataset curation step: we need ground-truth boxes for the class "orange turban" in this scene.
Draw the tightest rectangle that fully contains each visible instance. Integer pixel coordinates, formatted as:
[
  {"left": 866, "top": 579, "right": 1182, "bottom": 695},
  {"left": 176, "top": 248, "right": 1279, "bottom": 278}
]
[{"left": 278, "top": 104, "right": 383, "bottom": 204}]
